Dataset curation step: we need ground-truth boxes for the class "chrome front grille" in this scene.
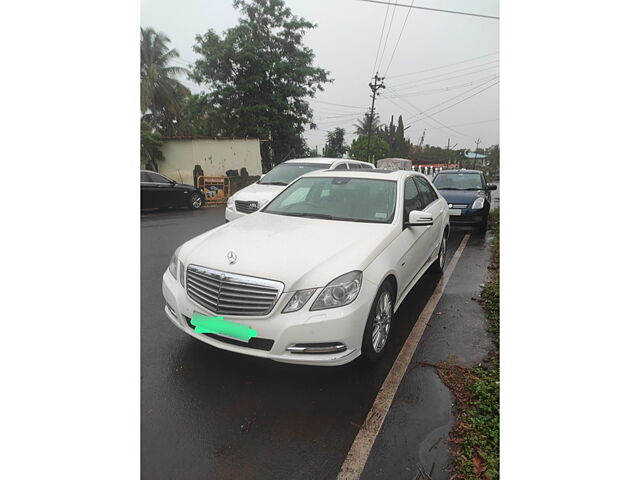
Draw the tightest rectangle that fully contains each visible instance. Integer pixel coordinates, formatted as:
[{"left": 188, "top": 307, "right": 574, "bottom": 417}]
[
  {"left": 450, "top": 204, "right": 468, "bottom": 209},
  {"left": 186, "top": 265, "right": 284, "bottom": 316},
  {"left": 235, "top": 200, "right": 259, "bottom": 214}
]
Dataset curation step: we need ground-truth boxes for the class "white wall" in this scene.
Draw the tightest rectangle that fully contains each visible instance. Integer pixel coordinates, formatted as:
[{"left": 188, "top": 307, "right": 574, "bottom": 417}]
[{"left": 159, "top": 138, "right": 262, "bottom": 183}]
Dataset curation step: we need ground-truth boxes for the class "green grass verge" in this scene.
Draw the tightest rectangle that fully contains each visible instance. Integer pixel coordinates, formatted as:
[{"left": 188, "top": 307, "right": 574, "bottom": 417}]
[{"left": 450, "top": 207, "right": 500, "bottom": 479}]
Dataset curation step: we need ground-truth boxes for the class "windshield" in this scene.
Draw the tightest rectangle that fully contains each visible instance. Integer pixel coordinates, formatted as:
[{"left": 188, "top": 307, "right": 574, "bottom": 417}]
[
  {"left": 263, "top": 177, "right": 397, "bottom": 224},
  {"left": 258, "top": 163, "right": 328, "bottom": 186},
  {"left": 433, "top": 172, "right": 484, "bottom": 190}
]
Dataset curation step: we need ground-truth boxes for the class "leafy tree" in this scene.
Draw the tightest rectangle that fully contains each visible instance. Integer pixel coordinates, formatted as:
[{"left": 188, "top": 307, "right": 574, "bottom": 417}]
[
  {"left": 395, "top": 115, "right": 410, "bottom": 158},
  {"left": 190, "top": 0, "right": 331, "bottom": 171},
  {"left": 348, "top": 135, "right": 388, "bottom": 163},
  {"left": 323, "top": 127, "right": 347, "bottom": 158},
  {"left": 353, "top": 112, "right": 381, "bottom": 136},
  {"left": 141, "top": 119, "right": 164, "bottom": 170},
  {"left": 380, "top": 115, "right": 410, "bottom": 158},
  {"left": 140, "top": 27, "right": 191, "bottom": 134}
]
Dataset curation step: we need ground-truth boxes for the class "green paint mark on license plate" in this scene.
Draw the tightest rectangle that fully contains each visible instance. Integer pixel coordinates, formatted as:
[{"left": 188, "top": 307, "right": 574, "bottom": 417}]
[{"left": 190, "top": 313, "right": 258, "bottom": 342}]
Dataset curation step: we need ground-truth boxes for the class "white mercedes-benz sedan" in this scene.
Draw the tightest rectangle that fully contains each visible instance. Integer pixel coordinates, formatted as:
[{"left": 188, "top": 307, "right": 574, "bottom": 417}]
[
  {"left": 162, "top": 169, "right": 449, "bottom": 366},
  {"left": 225, "top": 157, "right": 374, "bottom": 222}
]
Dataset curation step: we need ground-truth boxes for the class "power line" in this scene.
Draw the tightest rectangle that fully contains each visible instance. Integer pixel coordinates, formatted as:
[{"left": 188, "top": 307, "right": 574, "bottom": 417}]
[
  {"left": 359, "top": 0, "right": 499, "bottom": 20},
  {"left": 385, "top": 86, "right": 474, "bottom": 140},
  {"left": 401, "top": 76, "right": 500, "bottom": 121},
  {"left": 371, "top": 0, "right": 391, "bottom": 77},
  {"left": 383, "top": 0, "right": 414, "bottom": 76},
  {"left": 390, "top": 60, "right": 499, "bottom": 89},
  {"left": 428, "top": 81, "right": 499, "bottom": 116},
  {"left": 376, "top": 0, "right": 399, "bottom": 72},
  {"left": 386, "top": 51, "right": 499, "bottom": 79},
  {"left": 386, "top": 74, "right": 499, "bottom": 99},
  {"left": 307, "top": 99, "right": 367, "bottom": 109}
]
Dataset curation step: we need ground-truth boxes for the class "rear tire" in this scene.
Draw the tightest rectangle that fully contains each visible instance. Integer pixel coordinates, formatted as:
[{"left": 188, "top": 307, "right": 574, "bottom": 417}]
[
  {"left": 362, "top": 280, "right": 395, "bottom": 363},
  {"left": 188, "top": 192, "right": 203, "bottom": 210}
]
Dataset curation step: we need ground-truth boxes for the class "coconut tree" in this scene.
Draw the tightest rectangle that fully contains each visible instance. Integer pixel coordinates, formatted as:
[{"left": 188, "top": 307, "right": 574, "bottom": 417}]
[
  {"left": 140, "top": 27, "right": 191, "bottom": 133},
  {"left": 352, "top": 112, "right": 381, "bottom": 136}
]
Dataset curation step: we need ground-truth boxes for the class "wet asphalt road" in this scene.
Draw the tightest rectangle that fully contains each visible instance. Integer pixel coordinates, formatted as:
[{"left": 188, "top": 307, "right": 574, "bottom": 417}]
[{"left": 141, "top": 201, "right": 494, "bottom": 479}]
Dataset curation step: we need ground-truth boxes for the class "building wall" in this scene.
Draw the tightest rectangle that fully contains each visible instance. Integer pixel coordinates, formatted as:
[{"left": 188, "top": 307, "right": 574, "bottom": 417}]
[{"left": 159, "top": 138, "right": 262, "bottom": 184}]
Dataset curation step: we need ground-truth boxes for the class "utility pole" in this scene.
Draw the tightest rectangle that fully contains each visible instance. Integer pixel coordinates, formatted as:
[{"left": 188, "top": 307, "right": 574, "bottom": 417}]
[
  {"left": 366, "top": 72, "right": 385, "bottom": 163},
  {"left": 446, "top": 138, "right": 457, "bottom": 169},
  {"left": 474, "top": 138, "right": 481, "bottom": 169}
]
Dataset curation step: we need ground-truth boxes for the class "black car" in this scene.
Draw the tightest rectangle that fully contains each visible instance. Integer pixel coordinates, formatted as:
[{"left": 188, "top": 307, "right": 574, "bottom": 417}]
[
  {"left": 140, "top": 170, "right": 204, "bottom": 210},
  {"left": 432, "top": 169, "right": 497, "bottom": 233}
]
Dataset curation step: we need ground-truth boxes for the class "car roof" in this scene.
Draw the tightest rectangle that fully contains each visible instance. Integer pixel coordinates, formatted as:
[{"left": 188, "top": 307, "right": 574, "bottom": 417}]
[
  {"left": 300, "top": 168, "right": 420, "bottom": 181},
  {"left": 435, "top": 169, "right": 483, "bottom": 174},
  {"left": 283, "top": 157, "right": 372, "bottom": 166}
]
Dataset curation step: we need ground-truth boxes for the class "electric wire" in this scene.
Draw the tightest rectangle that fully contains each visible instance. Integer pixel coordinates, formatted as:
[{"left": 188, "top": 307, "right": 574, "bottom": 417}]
[{"left": 359, "top": 0, "right": 499, "bottom": 20}]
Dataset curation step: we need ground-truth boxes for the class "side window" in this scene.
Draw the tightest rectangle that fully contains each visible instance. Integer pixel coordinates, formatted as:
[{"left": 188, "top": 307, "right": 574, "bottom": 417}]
[
  {"left": 360, "top": 163, "right": 373, "bottom": 169},
  {"left": 334, "top": 163, "right": 348, "bottom": 170},
  {"left": 347, "top": 163, "right": 361, "bottom": 169},
  {"left": 403, "top": 178, "right": 424, "bottom": 223},
  {"left": 147, "top": 172, "right": 171, "bottom": 183},
  {"left": 141, "top": 172, "right": 151, "bottom": 182},
  {"left": 415, "top": 176, "right": 438, "bottom": 205}
]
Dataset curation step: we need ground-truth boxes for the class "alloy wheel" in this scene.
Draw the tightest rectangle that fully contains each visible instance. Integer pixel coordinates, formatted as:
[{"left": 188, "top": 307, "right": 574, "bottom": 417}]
[
  {"left": 372, "top": 291, "right": 392, "bottom": 353},
  {"left": 439, "top": 236, "right": 447, "bottom": 270}
]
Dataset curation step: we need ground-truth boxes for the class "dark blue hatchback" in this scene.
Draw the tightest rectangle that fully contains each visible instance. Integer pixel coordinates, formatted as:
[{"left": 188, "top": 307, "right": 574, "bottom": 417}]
[{"left": 432, "top": 169, "right": 497, "bottom": 232}]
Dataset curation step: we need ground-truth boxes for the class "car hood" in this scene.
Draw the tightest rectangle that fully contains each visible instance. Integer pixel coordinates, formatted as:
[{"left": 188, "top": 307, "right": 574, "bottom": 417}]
[
  {"left": 180, "top": 212, "right": 396, "bottom": 291},
  {"left": 234, "top": 183, "right": 286, "bottom": 208},
  {"left": 437, "top": 189, "right": 486, "bottom": 205}
]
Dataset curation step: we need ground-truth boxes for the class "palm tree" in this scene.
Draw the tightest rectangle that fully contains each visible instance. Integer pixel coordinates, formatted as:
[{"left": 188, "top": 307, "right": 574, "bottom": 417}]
[
  {"left": 353, "top": 112, "right": 381, "bottom": 136},
  {"left": 140, "top": 27, "right": 191, "bottom": 133}
]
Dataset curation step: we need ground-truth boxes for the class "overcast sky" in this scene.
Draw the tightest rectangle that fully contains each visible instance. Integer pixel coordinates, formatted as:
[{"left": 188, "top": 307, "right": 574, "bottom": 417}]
[{"left": 141, "top": 0, "right": 499, "bottom": 152}]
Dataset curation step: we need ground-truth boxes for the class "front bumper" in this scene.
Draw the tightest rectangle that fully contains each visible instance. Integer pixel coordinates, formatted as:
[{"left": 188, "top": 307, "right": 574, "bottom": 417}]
[
  {"left": 449, "top": 208, "right": 487, "bottom": 226},
  {"left": 161, "top": 269, "right": 375, "bottom": 366}
]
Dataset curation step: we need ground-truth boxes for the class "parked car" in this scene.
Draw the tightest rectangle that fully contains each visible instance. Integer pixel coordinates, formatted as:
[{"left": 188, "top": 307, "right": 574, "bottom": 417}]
[
  {"left": 141, "top": 170, "right": 205, "bottom": 211},
  {"left": 163, "top": 169, "right": 449, "bottom": 366},
  {"left": 431, "top": 169, "right": 497, "bottom": 232},
  {"left": 225, "top": 157, "right": 374, "bottom": 222}
]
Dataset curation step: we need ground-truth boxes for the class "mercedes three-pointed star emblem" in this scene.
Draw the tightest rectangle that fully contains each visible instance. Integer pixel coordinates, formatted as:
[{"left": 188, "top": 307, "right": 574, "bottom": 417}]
[{"left": 227, "top": 251, "right": 238, "bottom": 264}]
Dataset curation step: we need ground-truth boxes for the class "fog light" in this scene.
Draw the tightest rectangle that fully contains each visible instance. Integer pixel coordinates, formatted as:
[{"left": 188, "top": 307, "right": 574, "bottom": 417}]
[{"left": 286, "top": 343, "right": 347, "bottom": 354}]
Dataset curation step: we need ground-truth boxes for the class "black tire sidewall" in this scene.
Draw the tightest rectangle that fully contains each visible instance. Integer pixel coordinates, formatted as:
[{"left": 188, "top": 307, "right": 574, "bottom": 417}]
[{"left": 361, "top": 280, "right": 395, "bottom": 362}]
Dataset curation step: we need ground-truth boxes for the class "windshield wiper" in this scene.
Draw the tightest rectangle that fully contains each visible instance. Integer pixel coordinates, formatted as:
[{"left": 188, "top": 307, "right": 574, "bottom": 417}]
[
  {"left": 260, "top": 181, "right": 289, "bottom": 186},
  {"left": 436, "top": 186, "right": 461, "bottom": 190},
  {"left": 463, "top": 187, "right": 483, "bottom": 190}
]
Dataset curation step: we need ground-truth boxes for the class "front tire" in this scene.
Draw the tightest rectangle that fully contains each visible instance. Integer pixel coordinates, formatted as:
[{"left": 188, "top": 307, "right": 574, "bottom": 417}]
[
  {"left": 188, "top": 192, "right": 203, "bottom": 210},
  {"left": 478, "top": 214, "right": 488, "bottom": 234},
  {"left": 361, "top": 280, "right": 395, "bottom": 363},
  {"left": 434, "top": 233, "right": 447, "bottom": 273}
]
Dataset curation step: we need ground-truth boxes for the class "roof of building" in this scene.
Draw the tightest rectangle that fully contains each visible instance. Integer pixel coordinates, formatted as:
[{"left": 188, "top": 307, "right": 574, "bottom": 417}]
[
  {"left": 464, "top": 152, "right": 487, "bottom": 159},
  {"left": 162, "top": 136, "right": 265, "bottom": 141}
]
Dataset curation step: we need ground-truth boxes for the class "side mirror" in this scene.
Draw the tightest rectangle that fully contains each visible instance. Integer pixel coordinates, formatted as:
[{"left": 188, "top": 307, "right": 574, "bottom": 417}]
[
  {"left": 260, "top": 174, "right": 266, "bottom": 179},
  {"left": 405, "top": 210, "right": 433, "bottom": 227},
  {"left": 487, "top": 184, "right": 497, "bottom": 190}
]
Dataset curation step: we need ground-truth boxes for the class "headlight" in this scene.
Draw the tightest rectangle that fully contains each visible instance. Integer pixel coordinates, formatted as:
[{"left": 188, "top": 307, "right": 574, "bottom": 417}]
[
  {"left": 282, "top": 288, "right": 317, "bottom": 313},
  {"left": 310, "top": 271, "right": 362, "bottom": 311},
  {"left": 472, "top": 197, "right": 485, "bottom": 209},
  {"left": 168, "top": 248, "right": 184, "bottom": 283},
  {"left": 168, "top": 250, "right": 178, "bottom": 279}
]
